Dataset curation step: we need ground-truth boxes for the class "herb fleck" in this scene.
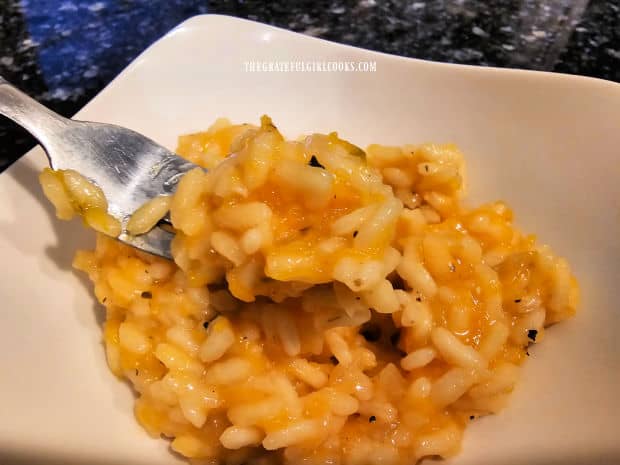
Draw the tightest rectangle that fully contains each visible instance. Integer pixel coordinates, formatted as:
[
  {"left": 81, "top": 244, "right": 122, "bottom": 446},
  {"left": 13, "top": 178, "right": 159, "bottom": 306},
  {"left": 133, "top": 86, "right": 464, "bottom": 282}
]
[
  {"left": 369, "top": 415, "right": 376, "bottom": 423},
  {"left": 527, "top": 329, "right": 538, "bottom": 341},
  {"left": 141, "top": 291, "right": 152, "bottom": 299},
  {"left": 309, "top": 155, "right": 325, "bottom": 169}
]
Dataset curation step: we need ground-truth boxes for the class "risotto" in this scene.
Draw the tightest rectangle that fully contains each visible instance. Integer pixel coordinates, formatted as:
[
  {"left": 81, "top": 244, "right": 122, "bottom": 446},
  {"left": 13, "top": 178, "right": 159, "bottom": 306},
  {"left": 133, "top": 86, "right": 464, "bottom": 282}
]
[{"left": 40, "top": 116, "right": 579, "bottom": 465}]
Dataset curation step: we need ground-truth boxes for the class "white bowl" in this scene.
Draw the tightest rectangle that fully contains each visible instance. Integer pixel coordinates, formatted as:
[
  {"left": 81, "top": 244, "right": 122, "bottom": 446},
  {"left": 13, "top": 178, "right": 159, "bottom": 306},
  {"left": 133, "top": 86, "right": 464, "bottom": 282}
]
[{"left": 0, "top": 15, "right": 619, "bottom": 465}]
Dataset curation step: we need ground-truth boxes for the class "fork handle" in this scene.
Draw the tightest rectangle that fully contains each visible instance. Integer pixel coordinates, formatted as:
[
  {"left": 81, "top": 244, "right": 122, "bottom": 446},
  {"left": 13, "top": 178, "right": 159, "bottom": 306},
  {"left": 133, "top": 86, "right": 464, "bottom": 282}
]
[{"left": 0, "top": 76, "right": 69, "bottom": 150}]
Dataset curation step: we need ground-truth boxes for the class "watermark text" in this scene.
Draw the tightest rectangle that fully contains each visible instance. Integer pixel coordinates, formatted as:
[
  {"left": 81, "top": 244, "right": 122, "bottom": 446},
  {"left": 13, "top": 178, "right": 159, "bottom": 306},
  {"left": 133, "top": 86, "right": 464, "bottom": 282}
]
[{"left": 243, "top": 60, "right": 377, "bottom": 73}]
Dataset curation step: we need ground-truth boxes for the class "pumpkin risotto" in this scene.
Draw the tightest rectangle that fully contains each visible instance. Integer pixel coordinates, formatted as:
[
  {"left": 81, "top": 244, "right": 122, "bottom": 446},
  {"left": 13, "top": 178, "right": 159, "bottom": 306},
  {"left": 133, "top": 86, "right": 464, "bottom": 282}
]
[{"left": 40, "top": 116, "right": 579, "bottom": 465}]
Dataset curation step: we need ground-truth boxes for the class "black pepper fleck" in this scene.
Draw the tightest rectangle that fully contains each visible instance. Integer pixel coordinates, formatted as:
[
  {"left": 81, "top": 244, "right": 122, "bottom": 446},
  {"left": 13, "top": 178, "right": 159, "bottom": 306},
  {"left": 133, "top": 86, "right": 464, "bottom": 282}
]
[
  {"left": 203, "top": 321, "right": 210, "bottom": 329},
  {"left": 369, "top": 415, "right": 376, "bottom": 423},
  {"left": 353, "top": 230, "right": 359, "bottom": 238},
  {"left": 514, "top": 299, "right": 522, "bottom": 303},
  {"left": 141, "top": 291, "right": 152, "bottom": 299},
  {"left": 330, "top": 356, "right": 339, "bottom": 365},
  {"left": 416, "top": 297, "right": 422, "bottom": 302},
  {"left": 469, "top": 415, "right": 475, "bottom": 420},
  {"left": 360, "top": 324, "right": 381, "bottom": 342},
  {"left": 425, "top": 165, "right": 429, "bottom": 172},
  {"left": 135, "top": 369, "right": 139, "bottom": 376},
  {"left": 102, "top": 297, "right": 107, "bottom": 303},
  {"left": 309, "top": 155, "right": 325, "bottom": 169},
  {"left": 527, "top": 329, "right": 538, "bottom": 341},
  {"left": 391, "top": 276, "right": 405, "bottom": 290},
  {"left": 390, "top": 331, "right": 401, "bottom": 347}
]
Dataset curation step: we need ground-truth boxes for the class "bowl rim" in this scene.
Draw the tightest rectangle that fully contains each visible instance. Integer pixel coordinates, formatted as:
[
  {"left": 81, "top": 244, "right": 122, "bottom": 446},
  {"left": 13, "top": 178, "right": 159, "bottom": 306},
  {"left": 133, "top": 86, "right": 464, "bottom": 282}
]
[{"left": 121, "top": 14, "right": 620, "bottom": 101}]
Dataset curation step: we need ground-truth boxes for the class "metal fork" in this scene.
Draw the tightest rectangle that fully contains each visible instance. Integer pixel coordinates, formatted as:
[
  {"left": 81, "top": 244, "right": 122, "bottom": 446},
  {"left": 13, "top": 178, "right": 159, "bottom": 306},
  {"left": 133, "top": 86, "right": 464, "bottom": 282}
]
[{"left": 0, "top": 76, "right": 199, "bottom": 258}]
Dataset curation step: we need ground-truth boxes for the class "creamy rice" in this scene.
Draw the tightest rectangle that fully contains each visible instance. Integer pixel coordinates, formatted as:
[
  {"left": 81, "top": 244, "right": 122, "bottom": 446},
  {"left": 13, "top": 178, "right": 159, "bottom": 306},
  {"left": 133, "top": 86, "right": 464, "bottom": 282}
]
[{"left": 41, "top": 116, "right": 579, "bottom": 464}]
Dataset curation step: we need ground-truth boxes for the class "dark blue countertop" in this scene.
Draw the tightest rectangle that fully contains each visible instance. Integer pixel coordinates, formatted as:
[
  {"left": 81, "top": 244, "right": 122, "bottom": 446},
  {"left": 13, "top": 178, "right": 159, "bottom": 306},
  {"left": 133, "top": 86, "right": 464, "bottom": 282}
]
[{"left": 1, "top": 0, "right": 618, "bottom": 171}]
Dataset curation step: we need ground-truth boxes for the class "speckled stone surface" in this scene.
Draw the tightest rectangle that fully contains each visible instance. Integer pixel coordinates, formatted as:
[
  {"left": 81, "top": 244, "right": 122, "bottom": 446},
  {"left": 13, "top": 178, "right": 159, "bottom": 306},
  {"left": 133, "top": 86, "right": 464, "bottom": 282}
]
[{"left": 1, "top": 0, "right": 618, "bottom": 171}]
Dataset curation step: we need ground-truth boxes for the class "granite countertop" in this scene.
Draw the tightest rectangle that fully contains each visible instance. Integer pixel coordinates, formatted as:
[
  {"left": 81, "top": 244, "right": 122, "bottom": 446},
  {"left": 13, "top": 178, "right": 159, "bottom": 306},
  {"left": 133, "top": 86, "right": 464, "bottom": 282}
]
[{"left": 1, "top": 0, "right": 618, "bottom": 171}]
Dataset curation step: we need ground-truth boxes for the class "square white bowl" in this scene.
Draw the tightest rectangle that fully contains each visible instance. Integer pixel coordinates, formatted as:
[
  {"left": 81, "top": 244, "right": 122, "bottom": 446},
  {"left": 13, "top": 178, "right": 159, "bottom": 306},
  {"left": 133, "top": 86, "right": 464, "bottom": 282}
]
[{"left": 1, "top": 14, "right": 619, "bottom": 465}]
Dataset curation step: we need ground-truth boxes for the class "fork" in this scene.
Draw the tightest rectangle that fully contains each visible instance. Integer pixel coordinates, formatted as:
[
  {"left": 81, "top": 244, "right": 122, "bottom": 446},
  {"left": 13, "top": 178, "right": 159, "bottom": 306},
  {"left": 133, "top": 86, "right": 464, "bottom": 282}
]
[{"left": 0, "top": 76, "right": 199, "bottom": 258}]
